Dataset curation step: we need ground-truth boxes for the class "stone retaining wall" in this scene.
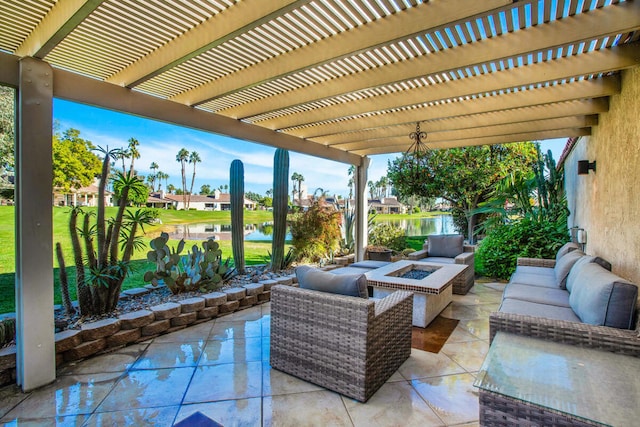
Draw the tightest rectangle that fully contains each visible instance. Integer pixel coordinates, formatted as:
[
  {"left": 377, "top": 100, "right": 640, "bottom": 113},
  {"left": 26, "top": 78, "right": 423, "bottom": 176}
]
[{"left": 0, "top": 276, "right": 297, "bottom": 387}]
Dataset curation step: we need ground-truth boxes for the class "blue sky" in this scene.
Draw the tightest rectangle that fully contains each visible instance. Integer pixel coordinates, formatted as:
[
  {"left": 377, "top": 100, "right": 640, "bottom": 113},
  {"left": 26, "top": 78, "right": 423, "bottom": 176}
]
[{"left": 54, "top": 99, "right": 567, "bottom": 197}]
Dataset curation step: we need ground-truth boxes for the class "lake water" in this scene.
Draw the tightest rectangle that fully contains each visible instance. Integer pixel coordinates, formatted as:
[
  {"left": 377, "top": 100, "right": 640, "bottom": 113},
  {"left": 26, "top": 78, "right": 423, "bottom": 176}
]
[{"left": 155, "top": 215, "right": 454, "bottom": 241}]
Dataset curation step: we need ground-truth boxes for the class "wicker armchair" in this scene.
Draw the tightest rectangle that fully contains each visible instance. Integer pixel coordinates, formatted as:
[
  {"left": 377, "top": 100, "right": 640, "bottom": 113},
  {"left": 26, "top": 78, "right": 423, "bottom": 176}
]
[
  {"left": 270, "top": 285, "right": 413, "bottom": 402},
  {"left": 408, "top": 234, "right": 475, "bottom": 294}
]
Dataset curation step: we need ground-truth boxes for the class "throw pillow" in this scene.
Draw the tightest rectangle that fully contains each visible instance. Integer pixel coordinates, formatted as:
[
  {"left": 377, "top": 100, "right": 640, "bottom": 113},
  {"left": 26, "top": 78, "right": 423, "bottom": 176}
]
[
  {"left": 555, "top": 242, "right": 580, "bottom": 262},
  {"left": 297, "top": 267, "right": 368, "bottom": 299},
  {"left": 569, "top": 263, "right": 638, "bottom": 329},
  {"left": 554, "top": 250, "right": 584, "bottom": 289},
  {"left": 566, "top": 255, "right": 612, "bottom": 293},
  {"left": 427, "top": 234, "right": 464, "bottom": 258}
]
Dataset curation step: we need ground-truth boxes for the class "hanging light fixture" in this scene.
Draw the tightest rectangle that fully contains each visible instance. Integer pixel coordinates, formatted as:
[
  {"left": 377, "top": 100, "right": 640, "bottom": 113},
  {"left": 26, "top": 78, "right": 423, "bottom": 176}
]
[{"left": 397, "top": 122, "right": 429, "bottom": 186}]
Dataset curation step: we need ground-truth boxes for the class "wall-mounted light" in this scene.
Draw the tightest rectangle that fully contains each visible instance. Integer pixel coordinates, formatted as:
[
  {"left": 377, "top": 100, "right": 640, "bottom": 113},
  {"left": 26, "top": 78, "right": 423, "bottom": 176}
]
[{"left": 578, "top": 160, "right": 596, "bottom": 175}]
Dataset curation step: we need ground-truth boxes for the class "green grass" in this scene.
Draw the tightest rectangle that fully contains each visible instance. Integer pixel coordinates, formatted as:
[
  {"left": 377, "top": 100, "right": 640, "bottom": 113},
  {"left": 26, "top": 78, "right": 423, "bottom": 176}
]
[{"left": 0, "top": 206, "right": 284, "bottom": 314}]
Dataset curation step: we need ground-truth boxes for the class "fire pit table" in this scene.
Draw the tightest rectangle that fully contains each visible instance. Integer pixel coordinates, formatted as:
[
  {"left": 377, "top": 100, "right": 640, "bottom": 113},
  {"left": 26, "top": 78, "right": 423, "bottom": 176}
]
[{"left": 365, "top": 260, "right": 468, "bottom": 327}]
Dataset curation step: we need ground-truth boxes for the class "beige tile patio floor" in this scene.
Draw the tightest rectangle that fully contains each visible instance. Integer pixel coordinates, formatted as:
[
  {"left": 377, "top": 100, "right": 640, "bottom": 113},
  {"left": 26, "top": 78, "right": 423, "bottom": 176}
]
[{"left": 0, "top": 282, "right": 504, "bottom": 426}]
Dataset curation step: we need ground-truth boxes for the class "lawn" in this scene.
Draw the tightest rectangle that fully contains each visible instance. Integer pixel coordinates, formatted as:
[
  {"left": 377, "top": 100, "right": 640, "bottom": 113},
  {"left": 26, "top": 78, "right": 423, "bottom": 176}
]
[{"left": 0, "top": 206, "right": 284, "bottom": 314}]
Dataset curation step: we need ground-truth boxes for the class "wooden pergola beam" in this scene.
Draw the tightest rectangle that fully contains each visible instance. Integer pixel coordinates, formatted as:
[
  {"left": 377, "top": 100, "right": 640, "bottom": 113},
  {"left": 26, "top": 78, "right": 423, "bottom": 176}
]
[
  {"left": 290, "top": 76, "right": 620, "bottom": 140},
  {"left": 225, "top": 0, "right": 640, "bottom": 121}
]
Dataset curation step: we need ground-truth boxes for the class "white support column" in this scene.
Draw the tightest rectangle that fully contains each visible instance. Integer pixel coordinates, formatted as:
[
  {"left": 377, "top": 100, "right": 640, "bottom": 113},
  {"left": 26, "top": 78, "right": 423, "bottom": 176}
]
[
  {"left": 16, "top": 57, "right": 55, "bottom": 391},
  {"left": 354, "top": 156, "right": 370, "bottom": 261}
]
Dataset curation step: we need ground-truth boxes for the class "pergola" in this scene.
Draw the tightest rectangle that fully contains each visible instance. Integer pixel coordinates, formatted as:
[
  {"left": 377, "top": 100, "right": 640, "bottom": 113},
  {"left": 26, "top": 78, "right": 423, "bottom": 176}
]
[{"left": 0, "top": 0, "right": 639, "bottom": 391}]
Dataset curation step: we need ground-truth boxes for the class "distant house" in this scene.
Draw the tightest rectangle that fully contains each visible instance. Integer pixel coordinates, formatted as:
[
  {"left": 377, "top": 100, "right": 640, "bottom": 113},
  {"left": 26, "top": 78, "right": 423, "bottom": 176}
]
[
  {"left": 368, "top": 196, "right": 406, "bottom": 214},
  {"left": 148, "top": 190, "right": 256, "bottom": 211},
  {"left": 53, "top": 179, "right": 113, "bottom": 207}
]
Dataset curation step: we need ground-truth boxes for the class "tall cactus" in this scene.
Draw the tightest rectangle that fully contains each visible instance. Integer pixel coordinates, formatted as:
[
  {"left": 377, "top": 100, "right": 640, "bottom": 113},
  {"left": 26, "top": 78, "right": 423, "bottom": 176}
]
[
  {"left": 230, "top": 159, "right": 245, "bottom": 273},
  {"left": 271, "top": 149, "right": 289, "bottom": 271}
]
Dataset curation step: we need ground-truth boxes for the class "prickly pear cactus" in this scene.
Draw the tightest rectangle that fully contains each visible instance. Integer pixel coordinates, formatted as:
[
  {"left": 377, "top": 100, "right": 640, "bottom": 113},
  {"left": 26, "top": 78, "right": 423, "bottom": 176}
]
[
  {"left": 230, "top": 159, "right": 245, "bottom": 273},
  {"left": 271, "top": 149, "right": 289, "bottom": 271},
  {"left": 143, "top": 232, "right": 185, "bottom": 293}
]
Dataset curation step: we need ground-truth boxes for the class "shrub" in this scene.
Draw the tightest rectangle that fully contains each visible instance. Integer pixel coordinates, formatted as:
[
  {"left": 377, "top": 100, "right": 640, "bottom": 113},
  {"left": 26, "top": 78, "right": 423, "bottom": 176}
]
[
  {"left": 475, "top": 217, "right": 569, "bottom": 280},
  {"left": 290, "top": 201, "right": 341, "bottom": 262},
  {"left": 368, "top": 223, "right": 407, "bottom": 252}
]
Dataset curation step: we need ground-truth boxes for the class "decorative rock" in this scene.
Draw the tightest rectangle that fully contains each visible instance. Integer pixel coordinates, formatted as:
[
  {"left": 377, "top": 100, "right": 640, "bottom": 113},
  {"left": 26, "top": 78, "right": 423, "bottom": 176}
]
[
  {"left": 119, "top": 293, "right": 132, "bottom": 301},
  {"left": 0, "top": 346, "right": 16, "bottom": 371},
  {"left": 118, "top": 310, "right": 155, "bottom": 329},
  {"left": 145, "top": 283, "right": 166, "bottom": 290},
  {"left": 170, "top": 312, "right": 197, "bottom": 327},
  {"left": 106, "top": 328, "right": 141, "bottom": 347},
  {"left": 179, "top": 297, "right": 205, "bottom": 313},
  {"left": 239, "top": 295, "right": 257, "bottom": 307},
  {"left": 55, "top": 329, "right": 83, "bottom": 353},
  {"left": 64, "top": 338, "right": 106, "bottom": 362},
  {"left": 275, "top": 276, "right": 293, "bottom": 286},
  {"left": 81, "top": 318, "right": 121, "bottom": 341},
  {"left": 260, "top": 279, "right": 278, "bottom": 290},
  {"left": 242, "top": 283, "right": 264, "bottom": 296},
  {"left": 257, "top": 291, "right": 271, "bottom": 302},
  {"left": 201, "top": 292, "right": 227, "bottom": 307},
  {"left": 218, "top": 301, "right": 240, "bottom": 314},
  {"left": 222, "top": 287, "right": 246, "bottom": 301},
  {"left": 197, "top": 306, "right": 219, "bottom": 319},
  {"left": 141, "top": 319, "right": 171, "bottom": 336},
  {"left": 151, "top": 302, "right": 181, "bottom": 320},
  {"left": 122, "top": 287, "right": 150, "bottom": 297}
]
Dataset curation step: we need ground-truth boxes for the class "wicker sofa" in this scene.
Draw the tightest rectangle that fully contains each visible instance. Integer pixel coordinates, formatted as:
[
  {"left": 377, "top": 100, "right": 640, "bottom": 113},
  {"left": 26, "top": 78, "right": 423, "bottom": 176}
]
[
  {"left": 490, "top": 243, "right": 640, "bottom": 356},
  {"left": 408, "top": 234, "right": 475, "bottom": 294},
  {"left": 270, "top": 282, "right": 413, "bottom": 402}
]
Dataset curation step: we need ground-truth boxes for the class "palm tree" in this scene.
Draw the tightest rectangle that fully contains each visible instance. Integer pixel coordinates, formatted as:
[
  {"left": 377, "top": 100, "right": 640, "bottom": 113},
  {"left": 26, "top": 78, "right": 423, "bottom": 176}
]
[
  {"left": 368, "top": 180, "right": 375, "bottom": 200},
  {"left": 167, "top": 183, "right": 176, "bottom": 194},
  {"left": 347, "top": 165, "right": 355, "bottom": 200},
  {"left": 379, "top": 176, "right": 389, "bottom": 198},
  {"left": 127, "top": 137, "right": 140, "bottom": 177},
  {"left": 187, "top": 151, "right": 201, "bottom": 209},
  {"left": 159, "top": 171, "right": 169, "bottom": 192},
  {"left": 149, "top": 162, "right": 159, "bottom": 190},
  {"left": 176, "top": 148, "right": 189, "bottom": 209},
  {"left": 291, "top": 172, "right": 304, "bottom": 206}
]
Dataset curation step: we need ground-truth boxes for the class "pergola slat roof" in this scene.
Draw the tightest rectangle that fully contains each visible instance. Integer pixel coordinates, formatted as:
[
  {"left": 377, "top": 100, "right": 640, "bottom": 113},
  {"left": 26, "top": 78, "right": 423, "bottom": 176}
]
[{"left": 1, "top": 0, "right": 639, "bottom": 163}]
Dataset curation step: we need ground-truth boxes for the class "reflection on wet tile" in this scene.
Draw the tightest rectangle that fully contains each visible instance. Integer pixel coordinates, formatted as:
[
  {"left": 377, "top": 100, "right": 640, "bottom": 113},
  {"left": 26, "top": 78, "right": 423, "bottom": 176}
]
[
  {"left": 210, "top": 319, "right": 262, "bottom": 340},
  {"left": 199, "top": 337, "right": 262, "bottom": 365},
  {"left": 398, "top": 350, "right": 465, "bottom": 380},
  {"left": 261, "top": 303, "right": 271, "bottom": 315},
  {"left": 262, "top": 336, "right": 270, "bottom": 361},
  {"left": 344, "top": 381, "right": 444, "bottom": 427},
  {"left": 97, "top": 367, "right": 194, "bottom": 412},
  {"left": 58, "top": 344, "right": 148, "bottom": 375},
  {"left": 264, "top": 390, "right": 352, "bottom": 427},
  {"left": 184, "top": 362, "right": 262, "bottom": 403},
  {"left": 132, "top": 341, "right": 204, "bottom": 369},
  {"left": 263, "top": 363, "right": 323, "bottom": 396},
  {"left": 458, "top": 318, "right": 490, "bottom": 340},
  {"left": 2, "top": 373, "right": 121, "bottom": 418},
  {"left": 0, "top": 414, "right": 89, "bottom": 426},
  {"left": 218, "top": 306, "right": 263, "bottom": 322},
  {"left": 152, "top": 321, "right": 214, "bottom": 343},
  {"left": 175, "top": 399, "right": 261, "bottom": 427},
  {"left": 441, "top": 340, "right": 490, "bottom": 373},
  {"left": 261, "top": 314, "right": 271, "bottom": 336},
  {"left": 0, "top": 384, "right": 29, "bottom": 419},
  {"left": 412, "top": 373, "right": 479, "bottom": 425},
  {"left": 446, "top": 325, "right": 483, "bottom": 343},
  {"left": 84, "top": 405, "right": 178, "bottom": 426}
]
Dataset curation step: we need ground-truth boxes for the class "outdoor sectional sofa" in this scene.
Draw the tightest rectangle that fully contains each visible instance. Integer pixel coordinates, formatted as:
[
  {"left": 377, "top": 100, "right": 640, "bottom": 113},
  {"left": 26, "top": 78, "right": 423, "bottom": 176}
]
[{"left": 490, "top": 242, "right": 640, "bottom": 356}]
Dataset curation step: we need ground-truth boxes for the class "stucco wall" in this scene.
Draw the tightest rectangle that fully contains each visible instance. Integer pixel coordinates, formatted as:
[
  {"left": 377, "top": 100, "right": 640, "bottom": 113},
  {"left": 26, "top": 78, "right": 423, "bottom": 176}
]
[{"left": 565, "top": 66, "right": 640, "bottom": 285}]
